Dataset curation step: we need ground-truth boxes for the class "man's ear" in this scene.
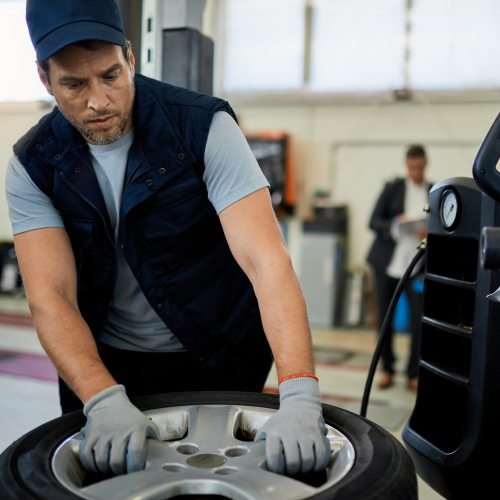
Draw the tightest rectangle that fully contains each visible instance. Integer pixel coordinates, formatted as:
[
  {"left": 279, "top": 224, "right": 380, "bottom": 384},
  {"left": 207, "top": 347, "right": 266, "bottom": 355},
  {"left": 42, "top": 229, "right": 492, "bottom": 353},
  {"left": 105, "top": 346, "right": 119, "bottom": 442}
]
[
  {"left": 37, "top": 66, "right": 53, "bottom": 96},
  {"left": 129, "top": 50, "right": 136, "bottom": 77}
]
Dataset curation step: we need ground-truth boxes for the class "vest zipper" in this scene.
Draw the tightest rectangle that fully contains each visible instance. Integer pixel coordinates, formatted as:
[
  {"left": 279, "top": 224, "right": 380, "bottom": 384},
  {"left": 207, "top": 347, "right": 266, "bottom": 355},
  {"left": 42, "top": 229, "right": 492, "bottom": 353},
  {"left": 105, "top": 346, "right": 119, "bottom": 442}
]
[
  {"left": 119, "top": 163, "right": 150, "bottom": 242},
  {"left": 121, "top": 162, "right": 150, "bottom": 205},
  {"left": 61, "top": 174, "right": 116, "bottom": 249}
]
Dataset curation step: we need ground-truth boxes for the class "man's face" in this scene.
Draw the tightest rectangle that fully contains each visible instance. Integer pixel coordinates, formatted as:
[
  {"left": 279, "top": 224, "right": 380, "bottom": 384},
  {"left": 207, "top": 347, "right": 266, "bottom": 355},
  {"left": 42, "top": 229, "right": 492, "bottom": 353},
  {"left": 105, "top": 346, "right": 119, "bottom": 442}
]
[
  {"left": 38, "top": 42, "right": 135, "bottom": 145},
  {"left": 405, "top": 156, "right": 427, "bottom": 185}
]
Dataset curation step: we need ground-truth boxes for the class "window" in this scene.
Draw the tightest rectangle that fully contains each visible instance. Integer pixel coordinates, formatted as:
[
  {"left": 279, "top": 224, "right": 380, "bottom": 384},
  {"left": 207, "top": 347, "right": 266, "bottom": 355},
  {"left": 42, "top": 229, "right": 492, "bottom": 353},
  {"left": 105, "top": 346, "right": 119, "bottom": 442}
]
[
  {"left": 224, "top": 0, "right": 305, "bottom": 91},
  {"left": 409, "top": 0, "right": 500, "bottom": 90},
  {"left": 310, "top": 0, "right": 407, "bottom": 92},
  {"left": 0, "top": 0, "right": 50, "bottom": 102},
  {"left": 222, "top": 0, "right": 500, "bottom": 95}
]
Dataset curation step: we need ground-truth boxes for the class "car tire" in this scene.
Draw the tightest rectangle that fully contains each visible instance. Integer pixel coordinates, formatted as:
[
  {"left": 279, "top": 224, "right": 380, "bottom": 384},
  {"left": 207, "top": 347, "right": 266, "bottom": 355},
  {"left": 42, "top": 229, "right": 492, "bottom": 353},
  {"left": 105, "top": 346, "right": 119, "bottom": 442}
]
[{"left": 0, "top": 391, "right": 417, "bottom": 500}]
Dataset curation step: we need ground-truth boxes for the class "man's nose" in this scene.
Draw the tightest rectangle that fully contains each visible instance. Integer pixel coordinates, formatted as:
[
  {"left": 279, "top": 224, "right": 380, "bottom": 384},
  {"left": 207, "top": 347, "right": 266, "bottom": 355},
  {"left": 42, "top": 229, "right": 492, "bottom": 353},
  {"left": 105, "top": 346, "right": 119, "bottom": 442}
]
[{"left": 87, "top": 82, "right": 109, "bottom": 111}]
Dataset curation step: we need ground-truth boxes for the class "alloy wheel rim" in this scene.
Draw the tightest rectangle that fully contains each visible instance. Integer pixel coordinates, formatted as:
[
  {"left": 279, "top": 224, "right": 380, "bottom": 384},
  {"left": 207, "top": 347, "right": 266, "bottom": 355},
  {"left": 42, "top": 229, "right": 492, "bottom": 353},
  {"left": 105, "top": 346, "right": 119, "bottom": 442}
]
[{"left": 52, "top": 404, "right": 355, "bottom": 500}]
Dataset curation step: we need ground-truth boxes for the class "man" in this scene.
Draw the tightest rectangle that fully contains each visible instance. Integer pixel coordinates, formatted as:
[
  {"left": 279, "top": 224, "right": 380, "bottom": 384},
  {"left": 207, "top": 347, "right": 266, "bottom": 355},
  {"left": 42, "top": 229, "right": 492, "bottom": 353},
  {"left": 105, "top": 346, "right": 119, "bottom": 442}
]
[
  {"left": 6, "top": 0, "right": 329, "bottom": 478},
  {"left": 367, "top": 145, "right": 431, "bottom": 391}
]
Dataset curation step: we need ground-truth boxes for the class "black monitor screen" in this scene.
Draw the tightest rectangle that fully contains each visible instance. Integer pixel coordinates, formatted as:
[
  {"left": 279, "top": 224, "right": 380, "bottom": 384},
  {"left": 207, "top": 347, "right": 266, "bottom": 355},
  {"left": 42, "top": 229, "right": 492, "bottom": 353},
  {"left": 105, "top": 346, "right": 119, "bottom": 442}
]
[{"left": 246, "top": 138, "right": 286, "bottom": 207}]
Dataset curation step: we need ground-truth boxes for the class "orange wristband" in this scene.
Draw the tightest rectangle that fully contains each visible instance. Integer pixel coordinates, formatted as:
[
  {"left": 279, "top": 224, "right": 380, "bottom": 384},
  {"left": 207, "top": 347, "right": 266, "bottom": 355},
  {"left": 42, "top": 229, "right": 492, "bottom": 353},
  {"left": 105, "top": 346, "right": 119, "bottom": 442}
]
[{"left": 278, "top": 374, "right": 318, "bottom": 386}]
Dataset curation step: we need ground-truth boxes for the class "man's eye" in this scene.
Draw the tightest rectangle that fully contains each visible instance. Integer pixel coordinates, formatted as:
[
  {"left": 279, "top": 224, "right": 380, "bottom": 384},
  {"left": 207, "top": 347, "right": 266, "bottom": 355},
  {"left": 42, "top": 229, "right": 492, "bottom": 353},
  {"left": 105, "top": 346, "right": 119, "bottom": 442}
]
[
  {"left": 104, "top": 74, "right": 118, "bottom": 81},
  {"left": 66, "top": 83, "right": 81, "bottom": 89}
]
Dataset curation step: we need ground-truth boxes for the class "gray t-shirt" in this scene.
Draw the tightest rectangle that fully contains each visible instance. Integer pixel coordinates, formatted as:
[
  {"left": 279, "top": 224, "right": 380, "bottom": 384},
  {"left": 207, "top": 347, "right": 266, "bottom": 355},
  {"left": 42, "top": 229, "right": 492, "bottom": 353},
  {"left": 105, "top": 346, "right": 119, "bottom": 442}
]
[{"left": 6, "top": 111, "right": 269, "bottom": 352}]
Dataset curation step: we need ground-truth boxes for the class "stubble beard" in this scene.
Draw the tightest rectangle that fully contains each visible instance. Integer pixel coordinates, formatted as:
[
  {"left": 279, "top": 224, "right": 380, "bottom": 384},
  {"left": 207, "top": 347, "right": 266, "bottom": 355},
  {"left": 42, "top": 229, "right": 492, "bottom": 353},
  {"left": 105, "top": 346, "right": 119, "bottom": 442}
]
[{"left": 56, "top": 80, "right": 135, "bottom": 146}]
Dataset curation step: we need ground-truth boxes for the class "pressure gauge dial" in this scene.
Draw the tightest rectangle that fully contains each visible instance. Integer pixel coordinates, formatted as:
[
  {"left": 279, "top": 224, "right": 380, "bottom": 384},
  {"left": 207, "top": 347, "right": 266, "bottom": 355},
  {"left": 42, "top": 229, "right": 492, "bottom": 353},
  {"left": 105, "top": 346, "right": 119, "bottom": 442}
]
[{"left": 440, "top": 189, "right": 460, "bottom": 231}]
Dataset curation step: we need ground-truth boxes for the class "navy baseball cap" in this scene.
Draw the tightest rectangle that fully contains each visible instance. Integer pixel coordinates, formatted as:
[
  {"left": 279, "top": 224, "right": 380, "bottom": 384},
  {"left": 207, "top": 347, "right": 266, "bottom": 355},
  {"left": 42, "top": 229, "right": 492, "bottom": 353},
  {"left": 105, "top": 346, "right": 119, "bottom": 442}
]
[{"left": 26, "top": 0, "right": 126, "bottom": 60}]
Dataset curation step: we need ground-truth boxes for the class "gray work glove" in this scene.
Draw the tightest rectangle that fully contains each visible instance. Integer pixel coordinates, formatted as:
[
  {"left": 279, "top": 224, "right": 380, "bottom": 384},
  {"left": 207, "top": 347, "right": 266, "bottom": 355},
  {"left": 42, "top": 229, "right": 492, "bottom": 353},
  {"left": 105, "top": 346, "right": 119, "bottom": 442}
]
[
  {"left": 79, "top": 385, "right": 159, "bottom": 475},
  {"left": 255, "top": 377, "right": 330, "bottom": 476}
]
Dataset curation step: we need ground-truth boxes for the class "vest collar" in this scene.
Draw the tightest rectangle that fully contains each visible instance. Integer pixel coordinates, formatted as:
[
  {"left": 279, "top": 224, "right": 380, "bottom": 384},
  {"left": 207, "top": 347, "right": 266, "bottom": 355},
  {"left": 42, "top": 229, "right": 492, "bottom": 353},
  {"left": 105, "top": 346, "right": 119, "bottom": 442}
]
[
  {"left": 23, "top": 75, "right": 195, "bottom": 180},
  {"left": 132, "top": 74, "right": 195, "bottom": 179},
  {"left": 22, "top": 76, "right": 197, "bottom": 222}
]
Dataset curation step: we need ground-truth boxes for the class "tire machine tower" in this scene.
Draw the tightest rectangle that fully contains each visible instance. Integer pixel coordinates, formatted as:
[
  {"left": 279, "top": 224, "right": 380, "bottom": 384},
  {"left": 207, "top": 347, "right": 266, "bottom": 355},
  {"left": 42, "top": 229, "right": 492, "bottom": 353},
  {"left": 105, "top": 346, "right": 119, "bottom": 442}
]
[{"left": 402, "top": 113, "right": 500, "bottom": 498}]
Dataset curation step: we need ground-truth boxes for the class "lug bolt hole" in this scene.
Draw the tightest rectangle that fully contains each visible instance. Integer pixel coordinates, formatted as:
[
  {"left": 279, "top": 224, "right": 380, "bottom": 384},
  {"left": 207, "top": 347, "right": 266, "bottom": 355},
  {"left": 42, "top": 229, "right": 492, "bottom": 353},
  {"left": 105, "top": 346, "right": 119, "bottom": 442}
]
[
  {"left": 214, "top": 467, "right": 239, "bottom": 475},
  {"left": 225, "top": 447, "right": 248, "bottom": 457},
  {"left": 162, "top": 463, "right": 187, "bottom": 473},
  {"left": 176, "top": 444, "right": 199, "bottom": 455}
]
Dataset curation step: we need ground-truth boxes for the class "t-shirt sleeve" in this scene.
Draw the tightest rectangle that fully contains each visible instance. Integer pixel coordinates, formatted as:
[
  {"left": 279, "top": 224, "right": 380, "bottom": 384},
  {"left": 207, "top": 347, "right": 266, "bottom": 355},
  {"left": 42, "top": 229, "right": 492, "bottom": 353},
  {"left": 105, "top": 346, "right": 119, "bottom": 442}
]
[
  {"left": 5, "top": 154, "right": 64, "bottom": 235},
  {"left": 203, "top": 111, "right": 270, "bottom": 214}
]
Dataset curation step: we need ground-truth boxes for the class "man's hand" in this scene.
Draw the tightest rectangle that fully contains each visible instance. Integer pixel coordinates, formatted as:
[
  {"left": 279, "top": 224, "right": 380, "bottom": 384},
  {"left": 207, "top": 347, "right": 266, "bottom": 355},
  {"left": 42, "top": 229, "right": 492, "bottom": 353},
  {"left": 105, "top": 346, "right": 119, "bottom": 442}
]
[
  {"left": 255, "top": 377, "right": 330, "bottom": 475},
  {"left": 79, "top": 385, "right": 159, "bottom": 475}
]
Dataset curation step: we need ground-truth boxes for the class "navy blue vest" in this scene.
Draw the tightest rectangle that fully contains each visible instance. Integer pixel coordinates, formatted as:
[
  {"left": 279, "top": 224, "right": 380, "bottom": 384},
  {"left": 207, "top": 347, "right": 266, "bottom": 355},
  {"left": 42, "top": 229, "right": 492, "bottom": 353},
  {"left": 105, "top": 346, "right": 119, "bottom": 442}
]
[{"left": 14, "top": 75, "right": 273, "bottom": 391}]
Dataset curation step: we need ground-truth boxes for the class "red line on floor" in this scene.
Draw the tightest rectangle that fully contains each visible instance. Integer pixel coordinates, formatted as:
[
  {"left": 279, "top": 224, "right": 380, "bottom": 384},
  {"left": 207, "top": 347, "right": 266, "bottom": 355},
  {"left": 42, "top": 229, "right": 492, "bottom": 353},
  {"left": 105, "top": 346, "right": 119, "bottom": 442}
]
[
  {"left": 0, "top": 349, "right": 57, "bottom": 382},
  {"left": 0, "top": 311, "right": 33, "bottom": 328},
  {"left": 320, "top": 393, "right": 361, "bottom": 404}
]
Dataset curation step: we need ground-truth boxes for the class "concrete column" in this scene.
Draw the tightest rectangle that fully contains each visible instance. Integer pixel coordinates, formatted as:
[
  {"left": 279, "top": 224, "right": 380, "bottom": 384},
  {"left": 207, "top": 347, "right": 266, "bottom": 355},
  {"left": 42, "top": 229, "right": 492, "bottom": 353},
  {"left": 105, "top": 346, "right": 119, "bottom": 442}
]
[
  {"left": 159, "top": 0, "right": 206, "bottom": 31},
  {"left": 140, "top": 0, "right": 213, "bottom": 94}
]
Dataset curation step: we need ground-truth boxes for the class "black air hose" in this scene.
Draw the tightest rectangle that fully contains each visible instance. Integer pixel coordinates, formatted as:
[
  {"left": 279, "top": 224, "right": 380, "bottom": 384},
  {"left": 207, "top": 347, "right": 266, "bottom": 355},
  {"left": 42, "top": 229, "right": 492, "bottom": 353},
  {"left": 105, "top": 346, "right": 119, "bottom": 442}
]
[{"left": 360, "top": 241, "right": 427, "bottom": 418}]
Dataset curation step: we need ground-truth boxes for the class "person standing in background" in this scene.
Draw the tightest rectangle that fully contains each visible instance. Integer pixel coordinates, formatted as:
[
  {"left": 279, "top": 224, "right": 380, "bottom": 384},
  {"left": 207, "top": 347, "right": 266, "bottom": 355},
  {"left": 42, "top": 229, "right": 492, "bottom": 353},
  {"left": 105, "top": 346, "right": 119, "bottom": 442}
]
[{"left": 367, "top": 145, "right": 432, "bottom": 391}]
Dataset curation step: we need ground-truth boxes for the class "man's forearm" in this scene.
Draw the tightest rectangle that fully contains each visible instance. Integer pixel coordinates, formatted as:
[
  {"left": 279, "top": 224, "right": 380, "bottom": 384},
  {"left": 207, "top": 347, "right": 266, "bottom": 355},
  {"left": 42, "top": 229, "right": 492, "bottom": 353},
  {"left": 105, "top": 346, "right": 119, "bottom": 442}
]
[
  {"left": 30, "top": 293, "right": 116, "bottom": 404},
  {"left": 251, "top": 257, "right": 315, "bottom": 380}
]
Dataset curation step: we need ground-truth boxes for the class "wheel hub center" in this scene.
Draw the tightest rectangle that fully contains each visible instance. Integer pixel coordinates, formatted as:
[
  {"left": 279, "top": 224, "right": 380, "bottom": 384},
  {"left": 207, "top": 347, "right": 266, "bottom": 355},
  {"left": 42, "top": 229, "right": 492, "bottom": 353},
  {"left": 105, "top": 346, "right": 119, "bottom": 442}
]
[{"left": 186, "top": 453, "right": 227, "bottom": 469}]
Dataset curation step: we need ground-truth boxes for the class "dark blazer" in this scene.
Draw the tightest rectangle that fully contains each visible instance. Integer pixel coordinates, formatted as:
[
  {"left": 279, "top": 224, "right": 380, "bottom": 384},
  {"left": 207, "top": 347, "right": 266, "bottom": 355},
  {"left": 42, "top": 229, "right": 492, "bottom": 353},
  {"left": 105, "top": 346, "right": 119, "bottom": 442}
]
[{"left": 366, "top": 178, "right": 431, "bottom": 270}]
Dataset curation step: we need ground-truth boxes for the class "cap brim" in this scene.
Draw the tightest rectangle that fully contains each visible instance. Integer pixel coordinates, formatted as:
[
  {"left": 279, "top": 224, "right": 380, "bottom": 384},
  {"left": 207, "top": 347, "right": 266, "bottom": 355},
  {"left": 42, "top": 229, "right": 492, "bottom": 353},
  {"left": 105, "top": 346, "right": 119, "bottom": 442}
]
[{"left": 36, "top": 21, "right": 126, "bottom": 60}]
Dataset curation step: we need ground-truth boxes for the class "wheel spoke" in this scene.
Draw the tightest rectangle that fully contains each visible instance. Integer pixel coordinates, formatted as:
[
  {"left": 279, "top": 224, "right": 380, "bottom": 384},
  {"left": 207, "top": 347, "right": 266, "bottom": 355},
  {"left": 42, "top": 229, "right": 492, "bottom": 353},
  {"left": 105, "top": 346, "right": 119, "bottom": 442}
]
[
  {"left": 80, "top": 468, "right": 183, "bottom": 500},
  {"left": 217, "top": 438, "right": 265, "bottom": 467},
  {"left": 81, "top": 461, "right": 268, "bottom": 500},
  {"left": 218, "top": 467, "right": 317, "bottom": 500},
  {"left": 186, "top": 405, "right": 241, "bottom": 447},
  {"left": 143, "top": 438, "right": 188, "bottom": 468}
]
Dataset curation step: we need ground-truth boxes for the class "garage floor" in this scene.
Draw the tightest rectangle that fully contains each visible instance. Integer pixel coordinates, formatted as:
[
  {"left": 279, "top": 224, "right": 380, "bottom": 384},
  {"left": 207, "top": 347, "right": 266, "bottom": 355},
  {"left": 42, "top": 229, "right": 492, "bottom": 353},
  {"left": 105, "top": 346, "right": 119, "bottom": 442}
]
[{"left": 0, "top": 296, "right": 443, "bottom": 499}]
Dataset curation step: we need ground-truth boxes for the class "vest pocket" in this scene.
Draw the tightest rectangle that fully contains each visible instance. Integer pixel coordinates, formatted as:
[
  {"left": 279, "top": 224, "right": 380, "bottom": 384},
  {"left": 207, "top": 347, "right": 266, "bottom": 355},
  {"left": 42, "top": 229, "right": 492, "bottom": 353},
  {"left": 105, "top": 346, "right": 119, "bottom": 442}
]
[
  {"left": 218, "top": 286, "right": 260, "bottom": 345},
  {"left": 140, "top": 188, "right": 213, "bottom": 238},
  {"left": 63, "top": 218, "right": 94, "bottom": 251},
  {"left": 142, "top": 177, "right": 200, "bottom": 210}
]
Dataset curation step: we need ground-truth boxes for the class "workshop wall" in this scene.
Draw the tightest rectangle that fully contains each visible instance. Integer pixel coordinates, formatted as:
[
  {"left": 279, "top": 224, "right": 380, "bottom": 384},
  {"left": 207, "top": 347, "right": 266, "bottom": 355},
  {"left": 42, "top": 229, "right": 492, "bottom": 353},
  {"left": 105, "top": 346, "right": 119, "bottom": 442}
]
[
  {"left": 0, "top": 102, "right": 52, "bottom": 241},
  {"left": 232, "top": 99, "right": 499, "bottom": 267}
]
